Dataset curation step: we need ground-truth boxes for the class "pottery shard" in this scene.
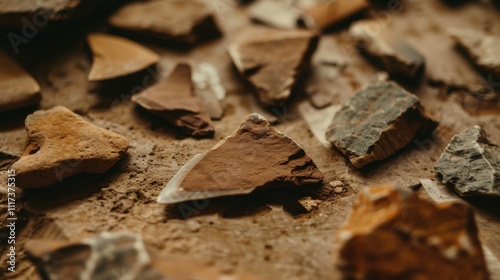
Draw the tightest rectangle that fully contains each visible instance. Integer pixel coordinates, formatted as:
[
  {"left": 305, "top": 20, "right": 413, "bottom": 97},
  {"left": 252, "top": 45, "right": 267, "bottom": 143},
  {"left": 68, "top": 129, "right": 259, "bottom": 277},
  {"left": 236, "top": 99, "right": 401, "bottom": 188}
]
[
  {"left": 132, "top": 63, "right": 214, "bottom": 137},
  {"left": 109, "top": 0, "right": 222, "bottom": 45},
  {"left": 326, "top": 80, "right": 437, "bottom": 168},
  {"left": 435, "top": 125, "right": 500, "bottom": 198},
  {"left": 11, "top": 106, "right": 129, "bottom": 188},
  {"left": 228, "top": 29, "right": 319, "bottom": 107},
  {"left": 349, "top": 20, "right": 425, "bottom": 81},
  {"left": 0, "top": 51, "right": 40, "bottom": 112},
  {"left": 451, "top": 28, "right": 500, "bottom": 81},
  {"left": 336, "top": 185, "right": 488, "bottom": 280},
  {"left": 157, "top": 113, "right": 324, "bottom": 204},
  {"left": 301, "top": 0, "right": 369, "bottom": 30},
  {"left": 87, "top": 33, "right": 160, "bottom": 81}
]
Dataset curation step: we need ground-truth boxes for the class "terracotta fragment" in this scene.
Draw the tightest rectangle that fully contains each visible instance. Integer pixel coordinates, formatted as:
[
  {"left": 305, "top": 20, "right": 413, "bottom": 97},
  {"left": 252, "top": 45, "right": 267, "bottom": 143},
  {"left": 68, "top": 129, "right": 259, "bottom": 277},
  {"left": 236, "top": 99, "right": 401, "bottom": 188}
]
[
  {"left": 350, "top": 19, "right": 425, "bottom": 80},
  {"left": 301, "top": 0, "right": 369, "bottom": 30},
  {"left": 109, "top": 0, "right": 222, "bottom": 45},
  {"left": 157, "top": 113, "right": 323, "bottom": 204},
  {"left": 87, "top": 33, "right": 160, "bottom": 81},
  {"left": 336, "top": 185, "right": 488, "bottom": 280},
  {"left": 132, "top": 63, "right": 214, "bottom": 137},
  {"left": 11, "top": 106, "right": 129, "bottom": 188},
  {"left": 0, "top": 51, "right": 41, "bottom": 112},
  {"left": 325, "top": 80, "right": 437, "bottom": 168},
  {"left": 435, "top": 125, "right": 500, "bottom": 198},
  {"left": 228, "top": 29, "right": 319, "bottom": 107}
]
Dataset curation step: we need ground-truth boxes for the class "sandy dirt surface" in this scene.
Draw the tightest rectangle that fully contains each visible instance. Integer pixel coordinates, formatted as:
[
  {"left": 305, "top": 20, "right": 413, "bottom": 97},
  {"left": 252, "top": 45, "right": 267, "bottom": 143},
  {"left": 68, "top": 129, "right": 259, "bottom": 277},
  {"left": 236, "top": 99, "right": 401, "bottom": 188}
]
[{"left": 1, "top": 1, "right": 500, "bottom": 279}]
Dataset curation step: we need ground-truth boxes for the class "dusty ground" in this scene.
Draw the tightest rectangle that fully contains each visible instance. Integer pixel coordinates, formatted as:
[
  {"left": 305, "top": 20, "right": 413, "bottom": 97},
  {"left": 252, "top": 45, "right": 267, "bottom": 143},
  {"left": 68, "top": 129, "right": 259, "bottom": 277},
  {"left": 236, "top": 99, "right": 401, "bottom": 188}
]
[{"left": 1, "top": 0, "right": 500, "bottom": 279}]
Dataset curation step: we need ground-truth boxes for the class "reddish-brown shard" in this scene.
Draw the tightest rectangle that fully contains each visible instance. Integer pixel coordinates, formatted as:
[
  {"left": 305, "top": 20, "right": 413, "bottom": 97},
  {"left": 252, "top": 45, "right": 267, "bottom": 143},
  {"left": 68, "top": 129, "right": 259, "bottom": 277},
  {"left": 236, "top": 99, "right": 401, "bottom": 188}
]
[
  {"left": 301, "top": 0, "right": 369, "bottom": 30},
  {"left": 228, "top": 29, "right": 319, "bottom": 107},
  {"left": 109, "top": 0, "right": 222, "bottom": 46},
  {"left": 132, "top": 63, "right": 214, "bottom": 137},
  {"left": 336, "top": 185, "right": 488, "bottom": 280},
  {"left": 87, "top": 33, "right": 160, "bottom": 81},
  {"left": 157, "top": 113, "right": 324, "bottom": 204}
]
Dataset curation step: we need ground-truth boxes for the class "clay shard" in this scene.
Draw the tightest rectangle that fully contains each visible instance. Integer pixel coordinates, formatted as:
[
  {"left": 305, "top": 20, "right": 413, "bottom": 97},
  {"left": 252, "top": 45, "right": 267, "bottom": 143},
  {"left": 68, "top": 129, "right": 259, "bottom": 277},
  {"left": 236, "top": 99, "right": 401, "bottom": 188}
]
[
  {"left": 450, "top": 28, "right": 500, "bottom": 81},
  {"left": 435, "top": 125, "right": 500, "bottom": 198},
  {"left": 132, "top": 63, "right": 215, "bottom": 137},
  {"left": 157, "top": 113, "right": 324, "bottom": 204},
  {"left": 11, "top": 106, "right": 129, "bottom": 188},
  {"left": 248, "top": 0, "right": 301, "bottom": 30},
  {"left": 336, "top": 185, "right": 488, "bottom": 280},
  {"left": 228, "top": 29, "right": 319, "bottom": 107},
  {"left": 349, "top": 19, "right": 426, "bottom": 81},
  {"left": 192, "top": 63, "right": 225, "bottom": 120},
  {"left": 326, "top": 80, "right": 437, "bottom": 168},
  {"left": 0, "top": 51, "right": 41, "bottom": 112},
  {"left": 87, "top": 33, "right": 160, "bottom": 81},
  {"left": 109, "top": 0, "right": 222, "bottom": 45},
  {"left": 301, "top": 0, "right": 369, "bottom": 30}
]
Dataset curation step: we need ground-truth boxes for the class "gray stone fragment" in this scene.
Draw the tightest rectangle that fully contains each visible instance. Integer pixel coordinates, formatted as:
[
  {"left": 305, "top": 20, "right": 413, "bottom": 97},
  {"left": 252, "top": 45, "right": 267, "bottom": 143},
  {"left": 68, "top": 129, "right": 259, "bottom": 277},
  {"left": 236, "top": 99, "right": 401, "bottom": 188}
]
[
  {"left": 326, "top": 80, "right": 437, "bottom": 168},
  {"left": 435, "top": 125, "right": 500, "bottom": 197}
]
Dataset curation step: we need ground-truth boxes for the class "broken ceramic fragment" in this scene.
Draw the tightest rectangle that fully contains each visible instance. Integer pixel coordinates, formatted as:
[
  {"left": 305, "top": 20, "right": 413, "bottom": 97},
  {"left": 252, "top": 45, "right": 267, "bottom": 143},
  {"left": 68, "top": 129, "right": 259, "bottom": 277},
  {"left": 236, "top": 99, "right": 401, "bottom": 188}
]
[
  {"left": 228, "top": 29, "right": 319, "bottom": 107},
  {"left": 11, "top": 106, "right": 129, "bottom": 188},
  {"left": 87, "top": 33, "right": 160, "bottom": 81},
  {"left": 248, "top": 0, "right": 301, "bottom": 30},
  {"left": 157, "top": 113, "right": 323, "bottom": 204},
  {"left": 435, "top": 125, "right": 500, "bottom": 198},
  {"left": 132, "top": 63, "right": 214, "bottom": 137},
  {"left": 336, "top": 185, "right": 488, "bottom": 280},
  {"left": 349, "top": 19, "right": 425, "bottom": 80},
  {"left": 301, "top": 0, "right": 369, "bottom": 30},
  {"left": 0, "top": 51, "right": 41, "bottom": 112},
  {"left": 192, "top": 63, "right": 225, "bottom": 120},
  {"left": 450, "top": 28, "right": 500, "bottom": 81},
  {"left": 326, "top": 80, "right": 437, "bottom": 168},
  {"left": 109, "top": 0, "right": 222, "bottom": 46}
]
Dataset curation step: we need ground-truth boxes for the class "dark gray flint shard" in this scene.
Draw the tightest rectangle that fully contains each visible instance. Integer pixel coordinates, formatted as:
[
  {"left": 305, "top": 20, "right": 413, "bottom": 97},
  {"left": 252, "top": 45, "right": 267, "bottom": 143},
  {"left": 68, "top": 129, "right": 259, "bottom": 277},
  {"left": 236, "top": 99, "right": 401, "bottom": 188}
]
[
  {"left": 435, "top": 125, "right": 500, "bottom": 197},
  {"left": 326, "top": 80, "right": 437, "bottom": 168},
  {"left": 349, "top": 20, "right": 425, "bottom": 81}
]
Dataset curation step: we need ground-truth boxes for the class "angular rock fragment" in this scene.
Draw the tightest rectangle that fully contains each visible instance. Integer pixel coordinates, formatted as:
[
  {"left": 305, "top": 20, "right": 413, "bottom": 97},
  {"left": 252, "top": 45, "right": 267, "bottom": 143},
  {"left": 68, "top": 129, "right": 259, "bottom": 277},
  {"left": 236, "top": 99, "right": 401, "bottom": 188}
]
[
  {"left": 249, "top": 0, "right": 301, "bottom": 30},
  {"left": 192, "top": 63, "right": 225, "bottom": 120},
  {"left": 451, "top": 28, "right": 500, "bottom": 81},
  {"left": 349, "top": 19, "right": 425, "bottom": 80},
  {"left": 0, "top": 51, "right": 40, "bottom": 112},
  {"left": 157, "top": 113, "right": 323, "bottom": 204},
  {"left": 132, "top": 63, "right": 214, "bottom": 137},
  {"left": 11, "top": 106, "right": 129, "bottom": 188},
  {"left": 336, "top": 185, "right": 488, "bottom": 280},
  {"left": 326, "top": 80, "right": 437, "bottom": 168},
  {"left": 301, "top": 0, "right": 369, "bottom": 30},
  {"left": 435, "top": 125, "right": 500, "bottom": 198},
  {"left": 228, "top": 29, "right": 319, "bottom": 107},
  {"left": 87, "top": 33, "right": 160, "bottom": 81},
  {"left": 109, "top": 0, "right": 222, "bottom": 46}
]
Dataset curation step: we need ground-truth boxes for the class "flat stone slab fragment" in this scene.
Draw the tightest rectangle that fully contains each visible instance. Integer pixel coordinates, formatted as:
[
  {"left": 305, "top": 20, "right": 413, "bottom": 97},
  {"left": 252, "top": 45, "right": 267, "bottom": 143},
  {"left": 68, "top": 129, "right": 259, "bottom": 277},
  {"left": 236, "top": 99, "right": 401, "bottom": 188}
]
[
  {"left": 450, "top": 28, "right": 500, "bottom": 81},
  {"left": 326, "top": 80, "right": 437, "bottom": 168},
  {"left": 301, "top": 0, "right": 369, "bottom": 30},
  {"left": 0, "top": 51, "right": 40, "bottom": 112},
  {"left": 192, "top": 63, "right": 225, "bottom": 120},
  {"left": 248, "top": 0, "right": 302, "bottom": 30},
  {"left": 109, "top": 0, "right": 222, "bottom": 46},
  {"left": 336, "top": 185, "right": 488, "bottom": 280},
  {"left": 11, "top": 106, "right": 129, "bottom": 188},
  {"left": 157, "top": 113, "right": 324, "bottom": 204},
  {"left": 132, "top": 63, "right": 215, "bottom": 137},
  {"left": 87, "top": 33, "right": 160, "bottom": 81},
  {"left": 435, "top": 125, "right": 500, "bottom": 198},
  {"left": 349, "top": 19, "right": 426, "bottom": 81},
  {"left": 228, "top": 29, "right": 319, "bottom": 107}
]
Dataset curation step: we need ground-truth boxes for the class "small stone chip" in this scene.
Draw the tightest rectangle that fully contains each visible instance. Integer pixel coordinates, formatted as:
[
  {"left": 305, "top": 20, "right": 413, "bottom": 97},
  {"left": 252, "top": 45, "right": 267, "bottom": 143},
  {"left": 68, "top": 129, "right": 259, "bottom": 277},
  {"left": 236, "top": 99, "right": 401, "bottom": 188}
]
[
  {"left": 326, "top": 80, "right": 437, "bottom": 168},
  {"left": 301, "top": 0, "right": 369, "bottom": 30},
  {"left": 336, "top": 185, "right": 488, "bottom": 280},
  {"left": 435, "top": 125, "right": 500, "bottom": 198}
]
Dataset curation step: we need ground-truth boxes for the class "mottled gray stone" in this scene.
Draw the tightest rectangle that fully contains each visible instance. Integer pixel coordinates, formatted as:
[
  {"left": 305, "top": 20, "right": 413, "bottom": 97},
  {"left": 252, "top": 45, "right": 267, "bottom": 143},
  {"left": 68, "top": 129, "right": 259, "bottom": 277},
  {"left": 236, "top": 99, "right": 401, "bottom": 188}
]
[
  {"left": 435, "top": 125, "right": 500, "bottom": 197},
  {"left": 326, "top": 80, "right": 437, "bottom": 168}
]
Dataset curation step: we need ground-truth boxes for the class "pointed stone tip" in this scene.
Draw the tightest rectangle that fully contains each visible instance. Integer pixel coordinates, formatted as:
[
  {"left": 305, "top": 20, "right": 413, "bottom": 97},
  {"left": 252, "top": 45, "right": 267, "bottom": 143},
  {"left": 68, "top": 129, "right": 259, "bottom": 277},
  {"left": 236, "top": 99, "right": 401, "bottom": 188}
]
[{"left": 246, "top": 113, "right": 267, "bottom": 122}]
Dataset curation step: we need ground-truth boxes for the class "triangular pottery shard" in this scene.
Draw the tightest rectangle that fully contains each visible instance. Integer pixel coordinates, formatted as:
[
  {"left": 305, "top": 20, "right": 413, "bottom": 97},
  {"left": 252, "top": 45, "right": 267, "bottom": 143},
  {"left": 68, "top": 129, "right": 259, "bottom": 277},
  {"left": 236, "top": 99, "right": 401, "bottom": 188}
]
[
  {"left": 157, "top": 113, "right": 324, "bottom": 204},
  {"left": 87, "top": 33, "right": 160, "bottom": 81},
  {"left": 228, "top": 29, "right": 319, "bottom": 107},
  {"left": 132, "top": 63, "right": 214, "bottom": 137}
]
